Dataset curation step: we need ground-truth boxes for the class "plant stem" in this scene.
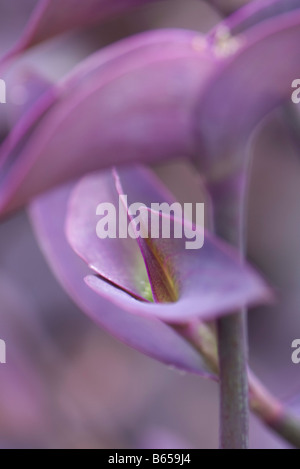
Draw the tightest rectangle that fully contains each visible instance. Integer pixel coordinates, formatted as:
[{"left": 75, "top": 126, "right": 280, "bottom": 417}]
[
  {"left": 177, "top": 322, "right": 300, "bottom": 448},
  {"left": 189, "top": 164, "right": 300, "bottom": 448},
  {"left": 249, "top": 372, "right": 300, "bottom": 448},
  {"left": 217, "top": 311, "right": 248, "bottom": 448},
  {"left": 210, "top": 171, "right": 249, "bottom": 449}
]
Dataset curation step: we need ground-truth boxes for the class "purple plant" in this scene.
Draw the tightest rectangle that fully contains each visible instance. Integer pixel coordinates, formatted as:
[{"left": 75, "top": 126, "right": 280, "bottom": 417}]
[{"left": 1, "top": 0, "right": 300, "bottom": 449}]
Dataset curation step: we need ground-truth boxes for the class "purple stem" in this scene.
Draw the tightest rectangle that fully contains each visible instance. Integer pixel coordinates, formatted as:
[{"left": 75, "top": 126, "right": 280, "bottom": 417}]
[{"left": 179, "top": 321, "right": 300, "bottom": 448}]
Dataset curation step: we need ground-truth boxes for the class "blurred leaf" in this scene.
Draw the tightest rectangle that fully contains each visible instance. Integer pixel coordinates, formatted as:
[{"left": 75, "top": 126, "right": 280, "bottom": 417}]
[
  {"left": 196, "top": 4, "right": 300, "bottom": 181},
  {"left": 3, "top": 0, "right": 163, "bottom": 60},
  {"left": 0, "top": 30, "right": 215, "bottom": 217}
]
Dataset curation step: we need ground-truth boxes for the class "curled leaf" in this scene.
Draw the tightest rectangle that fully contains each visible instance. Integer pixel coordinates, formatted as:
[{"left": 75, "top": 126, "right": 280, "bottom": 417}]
[
  {"left": 29, "top": 182, "right": 215, "bottom": 378},
  {"left": 66, "top": 166, "right": 272, "bottom": 323}
]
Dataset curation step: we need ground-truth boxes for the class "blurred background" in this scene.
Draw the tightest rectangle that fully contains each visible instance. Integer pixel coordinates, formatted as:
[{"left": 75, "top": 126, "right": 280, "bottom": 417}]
[{"left": 0, "top": 0, "right": 299, "bottom": 449}]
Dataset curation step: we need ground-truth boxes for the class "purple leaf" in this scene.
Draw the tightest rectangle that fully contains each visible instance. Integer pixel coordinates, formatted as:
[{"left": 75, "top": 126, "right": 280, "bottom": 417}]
[
  {"left": 3, "top": 0, "right": 164, "bottom": 61},
  {"left": 195, "top": 6, "right": 300, "bottom": 180},
  {"left": 65, "top": 165, "right": 176, "bottom": 302},
  {"left": 215, "top": 0, "right": 300, "bottom": 37},
  {"left": 7, "top": 70, "right": 52, "bottom": 126},
  {"left": 66, "top": 166, "right": 272, "bottom": 323},
  {"left": 0, "top": 30, "right": 215, "bottom": 218},
  {"left": 191, "top": 3, "right": 300, "bottom": 244},
  {"left": 2, "top": 3, "right": 300, "bottom": 218},
  {"left": 29, "top": 182, "right": 215, "bottom": 378}
]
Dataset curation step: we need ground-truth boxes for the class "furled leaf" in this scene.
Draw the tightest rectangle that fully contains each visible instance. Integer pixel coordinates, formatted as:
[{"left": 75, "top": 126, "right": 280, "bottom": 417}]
[
  {"left": 65, "top": 166, "right": 173, "bottom": 302},
  {"left": 66, "top": 166, "right": 272, "bottom": 323},
  {"left": 29, "top": 182, "right": 215, "bottom": 378}
]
